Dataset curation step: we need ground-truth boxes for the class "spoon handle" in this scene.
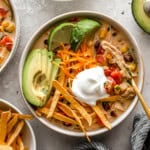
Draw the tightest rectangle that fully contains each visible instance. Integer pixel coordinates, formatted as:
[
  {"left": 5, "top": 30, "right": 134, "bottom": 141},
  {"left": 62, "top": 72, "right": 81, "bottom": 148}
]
[{"left": 132, "top": 79, "right": 150, "bottom": 119}]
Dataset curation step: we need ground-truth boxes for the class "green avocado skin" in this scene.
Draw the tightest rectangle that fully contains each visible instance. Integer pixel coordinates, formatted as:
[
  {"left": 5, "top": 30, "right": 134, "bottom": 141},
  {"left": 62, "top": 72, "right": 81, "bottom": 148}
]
[
  {"left": 132, "top": 0, "right": 150, "bottom": 34},
  {"left": 70, "top": 19, "right": 101, "bottom": 51},
  {"left": 22, "top": 49, "right": 60, "bottom": 107}
]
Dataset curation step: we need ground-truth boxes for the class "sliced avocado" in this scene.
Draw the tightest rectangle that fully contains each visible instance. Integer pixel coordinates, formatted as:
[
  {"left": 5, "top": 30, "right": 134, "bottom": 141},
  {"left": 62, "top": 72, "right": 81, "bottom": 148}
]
[
  {"left": 132, "top": 0, "right": 150, "bottom": 33},
  {"left": 41, "top": 49, "right": 48, "bottom": 75},
  {"left": 70, "top": 19, "right": 100, "bottom": 51},
  {"left": 47, "top": 51, "right": 53, "bottom": 81},
  {"left": 22, "top": 49, "right": 60, "bottom": 107},
  {"left": 49, "top": 58, "right": 61, "bottom": 93}
]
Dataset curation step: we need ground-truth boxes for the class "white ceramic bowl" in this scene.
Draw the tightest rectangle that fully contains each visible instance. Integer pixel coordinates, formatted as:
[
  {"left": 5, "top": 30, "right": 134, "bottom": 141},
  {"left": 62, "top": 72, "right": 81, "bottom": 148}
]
[
  {"left": 0, "top": 99, "right": 36, "bottom": 150},
  {"left": 19, "top": 11, "right": 144, "bottom": 137},
  {"left": 0, "top": 0, "right": 20, "bottom": 73}
]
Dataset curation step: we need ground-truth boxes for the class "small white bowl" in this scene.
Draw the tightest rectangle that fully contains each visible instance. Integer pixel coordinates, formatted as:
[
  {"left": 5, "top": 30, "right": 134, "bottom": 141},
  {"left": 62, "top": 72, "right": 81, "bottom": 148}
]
[
  {"left": 19, "top": 11, "right": 144, "bottom": 137},
  {"left": 0, "top": 99, "right": 36, "bottom": 150},
  {"left": 0, "top": 0, "right": 20, "bottom": 73}
]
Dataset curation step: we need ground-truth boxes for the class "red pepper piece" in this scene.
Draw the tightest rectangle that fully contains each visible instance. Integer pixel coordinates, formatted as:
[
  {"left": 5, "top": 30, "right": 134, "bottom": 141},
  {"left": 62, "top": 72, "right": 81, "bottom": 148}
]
[
  {"left": 0, "top": 8, "right": 8, "bottom": 16},
  {"left": 0, "top": 36, "right": 13, "bottom": 51},
  {"left": 110, "top": 71, "right": 122, "bottom": 84}
]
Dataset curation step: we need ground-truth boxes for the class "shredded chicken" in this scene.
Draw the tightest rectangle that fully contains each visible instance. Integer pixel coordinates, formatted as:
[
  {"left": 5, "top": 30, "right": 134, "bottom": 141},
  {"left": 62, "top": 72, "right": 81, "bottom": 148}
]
[
  {"left": 121, "top": 87, "right": 135, "bottom": 99},
  {"left": 111, "top": 102, "right": 125, "bottom": 112},
  {"left": 101, "top": 40, "right": 131, "bottom": 79},
  {"left": 101, "top": 40, "right": 137, "bottom": 100}
]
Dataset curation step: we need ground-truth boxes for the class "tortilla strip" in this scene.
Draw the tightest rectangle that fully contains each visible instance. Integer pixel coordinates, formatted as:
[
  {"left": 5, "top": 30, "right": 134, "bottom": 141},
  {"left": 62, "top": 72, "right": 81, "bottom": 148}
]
[
  {"left": 52, "top": 80, "right": 92, "bottom": 126},
  {"left": 57, "top": 102, "right": 74, "bottom": 118},
  {"left": 37, "top": 107, "right": 78, "bottom": 125},
  {"left": 0, "top": 111, "right": 11, "bottom": 144},
  {"left": 51, "top": 101, "right": 90, "bottom": 141},
  {"left": 0, "top": 111, "right": 32, "bottom": 120},
  {"left": 7, "top": 121, "right": 24, "bottom": 146},
  {"left": 7, "top": 115, "right": 18, "bottom": 134},
  {"left": 12, "top": 114, "right": 33, "bottom": 120},
  {"left": 58, "top": 102, "right": 91, "bottom": 142},
  {"left": 71, "top": 109, "right": 91, "bottom": 142},
  {"left": 80, "top": 112, "right": 97, "bottom": 121},
  {"left": 53, "top": 112, "right": 78, "bottom": 125},
  {"left": 98, "top": 95, "right": 122, "bottom": 102},
  {"left": 47, "top": 71, "right": 65, "bottom": 118},
  {"left": 92, "top": 105, "right": 111, "bottom": 129},
  {"left": 17, "top": 136, "right": 24, "bottom": 150},
  {"left": 47, "top": 90, "right": 61, "bottom": 118},
  {"left": 11, "top": 139, "right": 17, "bottom": 150},
  {"left": 36, "top": 107, "right": 49, "bottom": 115}
]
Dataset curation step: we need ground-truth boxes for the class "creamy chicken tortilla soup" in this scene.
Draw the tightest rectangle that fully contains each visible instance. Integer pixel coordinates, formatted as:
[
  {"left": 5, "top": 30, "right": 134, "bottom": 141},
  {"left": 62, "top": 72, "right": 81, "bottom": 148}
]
[
  {"left": 22, "top": 17, "right": 138, "bottom": 140},
  {"left": 0, "top": 0, "right": 15, "bottom": 67}
]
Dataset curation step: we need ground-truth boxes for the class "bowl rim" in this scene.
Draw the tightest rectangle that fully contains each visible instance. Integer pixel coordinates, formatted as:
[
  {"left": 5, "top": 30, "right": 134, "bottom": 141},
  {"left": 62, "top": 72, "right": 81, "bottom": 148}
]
[
  {"left": 0, "top": 0, "right": 20, "bottom": 73},
  {"left": 19, "top": 10, "right": 144, "bottom": 137},
  {"left": 0, "top": 98, "right": 36, "bottom": 150}
]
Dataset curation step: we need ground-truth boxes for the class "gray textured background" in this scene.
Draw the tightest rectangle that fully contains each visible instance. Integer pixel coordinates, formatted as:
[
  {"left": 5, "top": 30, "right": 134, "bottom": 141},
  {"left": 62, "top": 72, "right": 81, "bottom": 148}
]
[{"left": 0, "top": 0, "right": 150, "bottom": 149}]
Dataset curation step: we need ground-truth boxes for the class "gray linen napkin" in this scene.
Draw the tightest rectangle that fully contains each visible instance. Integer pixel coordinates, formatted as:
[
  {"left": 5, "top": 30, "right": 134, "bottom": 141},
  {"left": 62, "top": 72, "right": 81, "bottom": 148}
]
[
  {"left": 73, "top": 114, "right": 150, "bottom": 150},
  {"left": 73, "top": 142, "right": 109, "bottom": 150},
  {"left": 131, "top": 114, "right": 150, "bottom": 150}
]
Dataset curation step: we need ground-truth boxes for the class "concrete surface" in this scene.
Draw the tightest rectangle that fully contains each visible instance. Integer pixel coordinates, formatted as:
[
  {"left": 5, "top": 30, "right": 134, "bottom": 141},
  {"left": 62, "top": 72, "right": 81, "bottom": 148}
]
[{"left": 0, "top": 0, "right": 150, "bottom": 149}]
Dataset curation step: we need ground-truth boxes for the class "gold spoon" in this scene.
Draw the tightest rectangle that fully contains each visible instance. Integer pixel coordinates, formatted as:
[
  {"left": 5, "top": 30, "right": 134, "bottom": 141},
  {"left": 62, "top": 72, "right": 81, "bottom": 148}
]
[{"left": 131, "top": 79, "right": 150, "bottom": 119}]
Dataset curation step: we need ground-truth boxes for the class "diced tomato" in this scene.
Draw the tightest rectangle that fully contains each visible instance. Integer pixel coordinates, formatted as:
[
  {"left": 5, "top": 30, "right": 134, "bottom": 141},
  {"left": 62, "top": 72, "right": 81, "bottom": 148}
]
[
  {"left": 96, "top": 45, "right": 105, "bottom": 55},
  {"left": 0, "top": 36, "right": 13, "bottom": 51},
  {"left": 104, "top": 66, "right": 117, "bottom": 77},
  {"left": 96, "top": 54, "right": 105, "bottom": 65},
  {"left": 110, "top": 71, "right": 122, "bottom": 84},
  {"left": 104, "top": 69, "right": 112, "bottom": 76},
  {"left": 0, "top": 8, "right": 8, "bottom": 16}
]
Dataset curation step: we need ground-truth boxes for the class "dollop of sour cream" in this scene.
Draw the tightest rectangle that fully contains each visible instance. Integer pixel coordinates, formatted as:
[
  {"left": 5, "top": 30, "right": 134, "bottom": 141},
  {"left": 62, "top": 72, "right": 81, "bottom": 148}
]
[{"left": 72, "top": 66, "right": 109, "bottom": 105}]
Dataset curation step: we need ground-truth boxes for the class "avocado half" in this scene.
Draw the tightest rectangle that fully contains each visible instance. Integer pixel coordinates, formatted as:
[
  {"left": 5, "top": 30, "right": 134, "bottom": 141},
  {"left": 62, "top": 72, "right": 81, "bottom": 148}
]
[
  {"left": 132, "top": 0, "right": 150, "bottom": 33},
  {"left": 70, "top": 19, "right": 100, "bottom": 51},
  {"left": 22, "top": 49, "right": 60, "bottom": 107}
]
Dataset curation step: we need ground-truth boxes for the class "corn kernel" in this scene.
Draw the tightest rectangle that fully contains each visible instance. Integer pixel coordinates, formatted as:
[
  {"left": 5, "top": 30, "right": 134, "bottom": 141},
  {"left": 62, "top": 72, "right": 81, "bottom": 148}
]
[
  {"left": 121, "top": 45, "right": 128, "bottom": 53},
  {"left": 99, "top": 27, "right": 107, "bottom": 39},
  {"left": 114, "top": 85, "right": 121, "bottom": 95},
  {"left": 128, "top": 63, "right": 136, "bottom": 71},
  {"left": 88, "top": 40, "right": 93, "bottom": 47},
  {"left": 0, "top": 26, "right": 4, "bottom": 32},
  {"left": 2, "top": 20, "right": 10, "bottom": 28},
  {"left": 106, "top": 53, "right": 112, "bottom": 60},
  {"left": 5, "top": 23, "right": 15, "bottom": 33}
]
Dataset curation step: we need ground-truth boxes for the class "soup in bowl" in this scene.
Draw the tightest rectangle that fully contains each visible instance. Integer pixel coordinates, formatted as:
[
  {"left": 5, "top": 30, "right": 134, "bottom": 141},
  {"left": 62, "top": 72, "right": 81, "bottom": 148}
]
[
  {"left": 0, "top": 0, "right": 20, "bottom": 73},
  {"left": 19, "top": 11, "right": 144, "bottom": 140}
]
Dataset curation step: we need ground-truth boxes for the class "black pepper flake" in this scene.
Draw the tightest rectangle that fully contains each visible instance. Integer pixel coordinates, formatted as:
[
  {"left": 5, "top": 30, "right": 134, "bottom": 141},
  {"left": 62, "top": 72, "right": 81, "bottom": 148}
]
[
  {"left": 107, "top": 26, "right": 111, "bottom": 31},
  {"left": 94, "top": 40, "right": 100, "bottom": 50},
  {"left": 121, "top": 11, "right": 125, "bottom": 15},
  {"left": 63, "top": 122, "right": 72, "bottom": 127},
  {"left": 110, "top": 111, "right": 117, "bottom": 117},
  {"left": 44, "top": 39, "right": 48, "bottom": 45},
  {"left": 66, "top": 101, "right": 70, "bottom": 106},
  {"left": 112, "top": 32, "right": 117, "bottom": 36},
  {"left": 102, "top": 102, "right": 110, "bottom": 111}
]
